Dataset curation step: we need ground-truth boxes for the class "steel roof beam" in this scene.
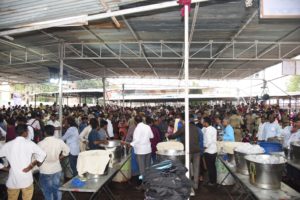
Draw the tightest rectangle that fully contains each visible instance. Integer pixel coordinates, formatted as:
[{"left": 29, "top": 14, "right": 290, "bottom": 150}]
[
  {"left": 200, "top": 9, "right": 258, "bottom": 79},
  {"left": 41, "top": 30, "right": 121, "bottom": 77},
  {"left": 82, "top": 26, "right": 141, "bottom": 77},
  {"left": 222, "top": 26, "right": 300, "bottom": 79},
  {"left": 121, "top": 16, "right": 159, "bottom": 78}
]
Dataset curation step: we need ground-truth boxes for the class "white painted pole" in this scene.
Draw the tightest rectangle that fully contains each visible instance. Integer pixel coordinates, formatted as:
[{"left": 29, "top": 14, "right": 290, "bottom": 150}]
[
  {"left": 184, "top": 4, "right": 190, "bottom": 178},
  {"left": 102, "top": 77, "right": 106, "bottom": 109},
  {"left": 58, "top": 58, "right": 64, "bottom": 137},
  {"left": 122, "top": 84, "right": 125, "bottom": 108}
]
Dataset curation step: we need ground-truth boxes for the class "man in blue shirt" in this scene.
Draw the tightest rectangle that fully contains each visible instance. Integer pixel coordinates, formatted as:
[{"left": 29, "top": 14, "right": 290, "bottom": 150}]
[
  {"left": 222, "top": 118, "right": 235, "bottom": 142},
  {"left": 88, "top": 119, "right": 108, "bottom": 150}
]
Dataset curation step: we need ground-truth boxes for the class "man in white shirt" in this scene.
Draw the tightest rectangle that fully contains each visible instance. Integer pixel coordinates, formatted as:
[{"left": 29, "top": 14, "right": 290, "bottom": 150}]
[
  {"left": 47, "top": 113, "right": 61, "bottom": 138},
  {"left": 257, "top": 116, "right": 266, "bottom": 141},
  {"left": 27, "top": 112, "right": 41, "bottom": 142},
  {"left": 79, "top": 118, "right": 93, "bottom": 151},
  {"left": 16, "top": 116, "right": 34, "bottom": 141},
  {"left": 38, "top": 125, "right": 70, "bottom": 200},
  {"left": 27, "top": 112, "right": 41, "bottom": 131},
  {"left": 82, "top": 103, "right": 89, "bottom": 115},
  {"left": 62, "top": 117, "right": 80, "bottom": 176},
  {"left": 262, "top": 113, "right": 282, "bottom": 141},
  {"left": 202, "top": 117, "right": 217, "bottom": 186},
  {"left": 105, "top": 114, "right": 115, "bottom": 139},
  {"left": 130, "top": 116, "right": 153, "bottom": 177},
  {"left": 0, "top": 124, "right": 46, "bottom": 200},
  {"left": 282, "top": 117, "right": 300, "bottom": 148}
]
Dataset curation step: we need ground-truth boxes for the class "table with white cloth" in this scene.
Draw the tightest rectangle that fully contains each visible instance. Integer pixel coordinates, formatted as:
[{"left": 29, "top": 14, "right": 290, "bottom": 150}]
[
  {"left": 218, "top": 156, "right": 300, "bottom": 200},
  {"left": 59, "top": 154, "right": 131, "bottom": 200}
]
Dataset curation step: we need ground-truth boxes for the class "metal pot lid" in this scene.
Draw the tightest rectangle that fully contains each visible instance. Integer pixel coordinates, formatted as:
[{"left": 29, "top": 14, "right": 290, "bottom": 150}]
[
  {"left": 156, "top": 150, "right": 185, "bottom": 156},
  {"left": 100, "top": 140, "right": 121, "bottom": 148},
  {"left": 291, "top": 141, "right": 300, "bottom": 147},
  {"left": 245, "top": 154, "right": 286, "bottom": 164}
]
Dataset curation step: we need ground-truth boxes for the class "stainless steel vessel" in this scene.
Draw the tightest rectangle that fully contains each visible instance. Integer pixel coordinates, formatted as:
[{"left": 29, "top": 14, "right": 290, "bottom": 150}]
[
  {"left": 101, "top": 140, "right": 124, "bottom": 163},
  {"left": 234, "top": 150, "right": 263, "bottom": 175},
  {"left": 101, "top": 140, "right": 121, "bottom": 148},
  {"left": 156, "top": 150, "right": 185, "bottom": 164},
  {"left": 245, "top": 155, "right": 286, "bottom": 190},
  {"left": 291, "top": 141, "right": 300, "bottom": 163}
]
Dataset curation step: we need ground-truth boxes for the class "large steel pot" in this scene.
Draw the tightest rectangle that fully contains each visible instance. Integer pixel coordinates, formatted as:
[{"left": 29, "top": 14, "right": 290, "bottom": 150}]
[
  {"left": 156, "top": 150, "right": 185, "bottom": 164},
  {"left": 291, "top": 141, "right": 300, "bottom": 163},
  {"left": 283, "top": 147, "right": 294, "bottom": 160},
  {"left": 101, "top": 140, "right": 124, "bottom": 163},
  {"left": 100, "top": 140, "right": 121, "bottom": 148},
  {"left": 234, "top": 150, "right": 263, "bottom": 175},
  {"left": 245, "top": 155, "right": 286, "bottom": 190}
]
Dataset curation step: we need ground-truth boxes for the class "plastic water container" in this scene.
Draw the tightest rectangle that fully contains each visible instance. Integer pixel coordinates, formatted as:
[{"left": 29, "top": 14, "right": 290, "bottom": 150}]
[{"left": 258, "top": 142, "right": 282, "bottom": 154}]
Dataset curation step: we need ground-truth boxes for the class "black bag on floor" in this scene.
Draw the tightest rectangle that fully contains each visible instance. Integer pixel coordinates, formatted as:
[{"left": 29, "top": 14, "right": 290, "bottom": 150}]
[{"left": 143, "top": 160, "right": 192, "bottom": 200}]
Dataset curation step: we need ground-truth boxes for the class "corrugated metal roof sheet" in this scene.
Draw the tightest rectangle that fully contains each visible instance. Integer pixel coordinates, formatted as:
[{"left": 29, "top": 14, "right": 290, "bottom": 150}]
[
  {"left": 0, "top": 0, "right": 144, "bottom": 30},
  {"left": 0, "top": 1, "right": 299, "bottom": 83}
]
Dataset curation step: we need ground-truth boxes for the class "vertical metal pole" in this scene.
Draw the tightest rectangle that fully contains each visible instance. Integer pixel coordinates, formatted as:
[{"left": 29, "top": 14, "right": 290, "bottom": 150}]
[
  {"left": 102, "top": 78, "right": 106, "bottom": 110},
  {"left": 34, "top": 94, "right": 37, "bottom": 108},
  {"left": 184, "top": 4, "right": 190, "bottom": 179},
  {"left": 122, "top": 84, "right": 125, "bottom": 108},
  {"left": 58, "top": 44, "right": 64, "bottom": 137},
  {"left": 55, "top": 93, "right": 58, "bottom": 104}
]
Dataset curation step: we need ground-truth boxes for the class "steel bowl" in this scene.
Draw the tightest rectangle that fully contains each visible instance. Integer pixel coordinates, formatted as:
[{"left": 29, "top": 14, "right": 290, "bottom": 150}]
[
  {"left": 267, "top": 137, "right": 284, "bottom": 145},
  {"left": 245, "top": 154, "right": 286, "bottom": 189},
  {"left": 291, "top": 141, "right": 300, "bottom": 163},
  {"left": 100, "top": 140, "right": 121, "bottom": 148},
  {"left": 156, "top": 150, "right": 185, "bottom": 164},
  {"left": 234, "top": 150, "right": 263, "bottom": 175}
]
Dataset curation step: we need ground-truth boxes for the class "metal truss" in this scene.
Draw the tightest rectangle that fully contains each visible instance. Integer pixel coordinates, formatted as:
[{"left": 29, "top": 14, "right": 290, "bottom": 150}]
[
  {"left": 1, "top": 41, "right": 300, "bottom": 66},
  {"left": 62, "top": 41, "right": 300, "bottom": 61}
]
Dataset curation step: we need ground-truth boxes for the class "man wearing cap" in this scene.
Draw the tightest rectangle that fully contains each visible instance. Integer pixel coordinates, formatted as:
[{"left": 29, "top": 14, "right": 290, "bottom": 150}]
[
  {"left": 47, "top": 113, "right": 61, "bottom": 138},
  {"left": 229, "top": 110, "right": 244, "bottom": 142},
  {"left": 0, "top": 124, "right": 46, "bottom": 200}
]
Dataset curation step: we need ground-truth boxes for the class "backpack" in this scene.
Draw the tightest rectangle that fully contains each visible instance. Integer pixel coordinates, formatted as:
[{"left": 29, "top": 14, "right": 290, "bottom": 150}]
[
  {"left": 30, "top": 119, "right": 42, "bottom": 143},
  {"left": 143, "top": 160, "right": 192, "bottom": 200}
]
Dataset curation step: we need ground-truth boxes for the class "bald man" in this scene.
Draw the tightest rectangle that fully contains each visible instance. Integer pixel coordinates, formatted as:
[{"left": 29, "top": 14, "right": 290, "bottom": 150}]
[{"left": 222, "top": 118, "right": 235, "bottom": 142}]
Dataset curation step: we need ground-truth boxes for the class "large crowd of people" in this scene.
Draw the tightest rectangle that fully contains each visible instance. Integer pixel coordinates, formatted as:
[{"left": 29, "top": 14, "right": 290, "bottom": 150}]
[{"left": 0, "top": 101, "right": 300, "bottom": 200}]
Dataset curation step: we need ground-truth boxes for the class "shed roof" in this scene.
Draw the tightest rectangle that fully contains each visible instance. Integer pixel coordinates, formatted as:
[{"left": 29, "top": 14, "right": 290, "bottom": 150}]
[{"left": 0, "top": 0, "right": 299, "bottom": 83}]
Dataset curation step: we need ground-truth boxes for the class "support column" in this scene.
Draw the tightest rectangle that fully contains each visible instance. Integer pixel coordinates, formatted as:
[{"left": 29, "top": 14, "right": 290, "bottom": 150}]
[
  {"left": 184, "top": 4, "right": 190, "bottom": 179},
  {"left": 122, "top": 84, "right": 125, "bottom": 108},
  {"left": 55, "top": 93, "right": 58, "bottom": 104},
  {"left": 58, "top": 58, "right": 64, "bottom": 137},
  {"left": 58, "top": 43, "right": 64, "bottom": 137},
  {"left": 102, "top": 78, "right": 106, "bottom": 110},
  {"left": 34, "top": 94, "right": 37, "bottom": 108}
]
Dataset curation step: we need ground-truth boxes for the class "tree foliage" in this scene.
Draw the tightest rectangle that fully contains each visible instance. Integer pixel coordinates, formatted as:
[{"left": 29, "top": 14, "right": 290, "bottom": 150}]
[
  {"left": 75, "top": 79, "right": 104, "bottom": 89},
  {"left": 287, "top": 76, "right": 300, "bottom": 92}
]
